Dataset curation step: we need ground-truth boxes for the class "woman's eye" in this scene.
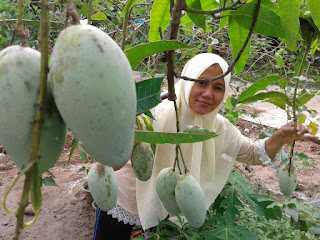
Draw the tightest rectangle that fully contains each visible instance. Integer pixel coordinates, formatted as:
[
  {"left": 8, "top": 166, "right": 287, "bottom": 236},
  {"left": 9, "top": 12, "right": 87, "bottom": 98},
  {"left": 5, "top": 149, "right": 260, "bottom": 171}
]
[
  {"left": 214, "top": 86, "right": 223, "bottom": 91},
  {"left": 198, "top": 81, "right": 206, "bottom": 86}
]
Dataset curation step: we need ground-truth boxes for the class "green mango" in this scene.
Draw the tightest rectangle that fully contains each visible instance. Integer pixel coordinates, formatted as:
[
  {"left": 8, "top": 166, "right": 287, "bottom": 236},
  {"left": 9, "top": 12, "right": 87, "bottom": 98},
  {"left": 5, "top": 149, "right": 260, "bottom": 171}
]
[
  {"left": 131, "top": 142, "right": 154, "bottom": 181},
  {"left": 175, "top": 174, "right": 206, "bottom": 228},
  {"left": 0, "top": 45, "right": 67, "bottom": 173},
  {"left": 87, "top": 162, "right": 118, "bottom": 211},
  {"left": 49, "top": 24, "right": 136, "bottom": 168},
  {"left": 278, "top": 164, "right": 298, "bottom": 196},
  {"left": 156, "top": 167, "right": 181, "bottom": 215}
]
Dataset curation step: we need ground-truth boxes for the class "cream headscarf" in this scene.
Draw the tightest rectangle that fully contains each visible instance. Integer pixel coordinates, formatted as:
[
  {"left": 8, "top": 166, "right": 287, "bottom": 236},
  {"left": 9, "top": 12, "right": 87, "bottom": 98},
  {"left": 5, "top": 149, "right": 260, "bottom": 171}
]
[{"left": 136, "top": 53, "right": 247, "bottom": 230}]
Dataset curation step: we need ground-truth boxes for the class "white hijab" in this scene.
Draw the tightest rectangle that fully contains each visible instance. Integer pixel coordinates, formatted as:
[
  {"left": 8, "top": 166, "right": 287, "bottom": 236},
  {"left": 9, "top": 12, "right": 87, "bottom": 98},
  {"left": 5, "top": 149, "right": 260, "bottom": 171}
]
[{"left": 136, "top": 53, "right": 247, "bottom": 229}]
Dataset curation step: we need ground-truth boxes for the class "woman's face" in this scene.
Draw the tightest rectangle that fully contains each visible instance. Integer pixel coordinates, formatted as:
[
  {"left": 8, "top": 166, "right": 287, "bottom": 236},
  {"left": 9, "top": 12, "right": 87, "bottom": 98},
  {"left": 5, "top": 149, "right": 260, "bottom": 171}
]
[{"left": 189, "top": 64, "right": 225, "bottom": 115}]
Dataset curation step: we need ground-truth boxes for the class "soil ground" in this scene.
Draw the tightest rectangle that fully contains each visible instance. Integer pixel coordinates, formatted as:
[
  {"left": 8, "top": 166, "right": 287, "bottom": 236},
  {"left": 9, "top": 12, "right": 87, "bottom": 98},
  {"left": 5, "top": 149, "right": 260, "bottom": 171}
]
[{"left": 0, "top": 75, "right": 319, "bottom": 239}]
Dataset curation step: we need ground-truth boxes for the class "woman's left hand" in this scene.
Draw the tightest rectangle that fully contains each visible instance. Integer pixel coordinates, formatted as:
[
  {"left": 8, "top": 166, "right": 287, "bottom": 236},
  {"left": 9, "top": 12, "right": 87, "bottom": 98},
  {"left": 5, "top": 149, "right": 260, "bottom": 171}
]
[{"left": 276, "top": 121, "right": 319, "bottom": 145}]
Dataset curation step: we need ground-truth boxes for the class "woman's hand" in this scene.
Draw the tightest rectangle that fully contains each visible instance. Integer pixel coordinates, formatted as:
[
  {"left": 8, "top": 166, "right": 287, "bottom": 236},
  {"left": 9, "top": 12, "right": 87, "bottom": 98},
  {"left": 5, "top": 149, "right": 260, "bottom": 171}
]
[
  {"left": 276, "top": 121, "right": 318, "bottom": 145},
  {"left": 265, "top": 121, "right": 319, "bottom": 159}
]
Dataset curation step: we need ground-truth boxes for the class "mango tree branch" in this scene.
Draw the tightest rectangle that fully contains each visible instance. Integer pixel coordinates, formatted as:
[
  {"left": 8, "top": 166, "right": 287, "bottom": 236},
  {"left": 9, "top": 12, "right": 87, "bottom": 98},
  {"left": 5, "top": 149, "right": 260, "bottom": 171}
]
[
  {"left": 176, "top": 0, "right": 261, "bottom": 83},
  {"left": 184, "top": 0, "right": 244, "bottom": 15},
  {"left": 288, "top": 44, "right": 311, "bottom": 174},
  {"left": 166, "top": 0, "right": 186, "bottom": 101},
  {"left": 67, "top": 0, "right": 80, "bottom": 25},
  {"left": 13, "top": 1, "right": 50, "bottom": 239},
  {"left": 16, "top": 0, "right": 27, "bottom": 46},
  {"left": 87, "top": 0, "right": 92, "bottom": 25}
]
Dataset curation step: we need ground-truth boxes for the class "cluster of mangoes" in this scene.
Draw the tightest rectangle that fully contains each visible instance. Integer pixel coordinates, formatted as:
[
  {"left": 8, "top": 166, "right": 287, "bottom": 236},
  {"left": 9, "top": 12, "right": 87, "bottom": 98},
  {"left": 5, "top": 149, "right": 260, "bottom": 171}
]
[
  {"left": 0, "top": 24, "right": 137, "bottom": 212},
  {"left": 156, "top": 167, "right": 207, "bottom": 228}
]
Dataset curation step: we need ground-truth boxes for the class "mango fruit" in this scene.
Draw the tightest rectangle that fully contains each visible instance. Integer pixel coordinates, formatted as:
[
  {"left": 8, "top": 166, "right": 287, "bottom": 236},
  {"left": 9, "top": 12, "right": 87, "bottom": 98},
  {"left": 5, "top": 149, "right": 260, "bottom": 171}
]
[
  {"left": 131, "top": 142, "right": 154, "bottom": 181},
  {"left": 278, "top": 164, "right": 298, "bottom": 196},
  {"left": 156, "top": 167, "right": 181, "bottom": 215},
  {"left": 87, "top": 162, "right": 118, "bottom": 211},
  {"left": 0, "top": 45, "right": 67, "bottom": 173},
  {"left": 175, "top": 174, "right": 206, "bottom": 228},
  {"left": 48, "top": 24, "right": 136, "bottom": 168}
]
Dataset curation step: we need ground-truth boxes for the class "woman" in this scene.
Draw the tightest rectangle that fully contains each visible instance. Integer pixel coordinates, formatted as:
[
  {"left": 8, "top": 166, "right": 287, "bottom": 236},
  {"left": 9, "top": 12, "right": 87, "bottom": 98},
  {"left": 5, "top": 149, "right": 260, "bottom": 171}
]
[{"left": 93, "top": 53, "right": 318, "bottom": 239}]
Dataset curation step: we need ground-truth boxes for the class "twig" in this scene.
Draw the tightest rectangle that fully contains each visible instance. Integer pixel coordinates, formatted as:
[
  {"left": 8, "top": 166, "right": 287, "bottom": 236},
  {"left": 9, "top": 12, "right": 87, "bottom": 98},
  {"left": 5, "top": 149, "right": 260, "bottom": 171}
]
[
  {"left": 13, "top": 0, "right": 50, "bottom": 237},
  {"left": 16, "top": 0, "right": 27, "bottom": 46},
  {"left": 175, "top": 0, "right": 261, "bottom": 83},
  {"left": 288, "top": 44, "right": 310, "bottom": 174},
  {"left": 67, "top": 0, "right": 80, "bottom": 25},
  {"left": 87, "top": 0, "right": 92, "bottom": 25}
]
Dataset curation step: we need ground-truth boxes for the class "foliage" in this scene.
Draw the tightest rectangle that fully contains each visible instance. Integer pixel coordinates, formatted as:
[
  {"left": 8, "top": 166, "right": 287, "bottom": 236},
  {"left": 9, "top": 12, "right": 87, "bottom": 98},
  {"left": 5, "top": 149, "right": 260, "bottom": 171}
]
[{"left": 136, "top": 171, "right": 320, "bottom": 240}]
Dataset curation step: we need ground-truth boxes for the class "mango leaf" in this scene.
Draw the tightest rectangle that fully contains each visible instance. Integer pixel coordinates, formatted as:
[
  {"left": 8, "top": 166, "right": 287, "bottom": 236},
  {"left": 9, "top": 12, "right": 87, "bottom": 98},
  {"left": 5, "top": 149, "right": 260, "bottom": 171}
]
[
  {"left": 238, "top": 75, "right": 281, "bottom": 102},
  {"left": 200, "top": 0, "right": 219, "bottom": 10},
  {"left": 30, "top": 165, "right": 42, "bottom": 215},
  {"left": 143, "top": 109, "right": 155, "bottom": 120},
  {"left": 231, "top": 2, "right": 284, "bottom": 38},
  {"left": 220, "top": 10, "right": 231, "bottom": 29},
  {"left": 125, "top": 40, "right": 191, "bottom": 69},
  {"left": 296, "top": 89, "right": 315, "bottom": 106},
  {"left": 91, "top": 12, "right": 107, "bottom": 21},
  {"left": 42, "top": 176, "right": 58, "bottom": 187},
  {"left": 120, "top": 0, "right": 141, "bottom": 19},
  {"left": 136, "top": 78, "right": 163, "bottom": 114},
  {"left": 278, "top": 0, "right": 302, "bottom": 51},
  {"left": 149, "top": 0, "right": 170, "bottom": 41},
  {"left": 228, "top": 16, "right": 251, "bottom": 75},
  {"left": 307, "top": 0, "right": 320, "bottom": 31},
  {"left": 68, "top": 138, "right": 78, "bottom": 164},
  {"left": 186, "top": 0, "right": 206, "bottom": 31},
  {"left": 261, "top": 0, "right": 279, "bottom": 13},
  {"left": 135, "top": 130, "right": 218, "bottom": 144}
]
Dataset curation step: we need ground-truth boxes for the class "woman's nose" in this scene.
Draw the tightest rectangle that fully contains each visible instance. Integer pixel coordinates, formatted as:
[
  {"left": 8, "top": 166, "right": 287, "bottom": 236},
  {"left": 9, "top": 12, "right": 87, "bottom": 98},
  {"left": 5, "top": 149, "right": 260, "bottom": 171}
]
[{"left": 202, "top": 87, "right": 213, "bottom": 98}]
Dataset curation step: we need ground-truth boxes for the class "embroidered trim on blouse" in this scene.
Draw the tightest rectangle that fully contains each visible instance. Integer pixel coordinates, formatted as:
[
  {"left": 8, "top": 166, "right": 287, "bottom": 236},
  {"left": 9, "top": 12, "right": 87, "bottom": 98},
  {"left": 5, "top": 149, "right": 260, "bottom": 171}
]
[
  {"left": 107, "top": 204, "right": 141, "bottom": 226},
  {"left": 257, "top": 137, "right": 280, "bottom": 167}
]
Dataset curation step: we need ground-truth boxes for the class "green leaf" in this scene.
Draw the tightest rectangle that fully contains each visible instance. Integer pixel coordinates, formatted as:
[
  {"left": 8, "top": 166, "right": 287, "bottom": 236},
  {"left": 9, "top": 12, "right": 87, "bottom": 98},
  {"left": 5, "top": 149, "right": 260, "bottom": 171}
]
[
  {"left": 228, "top": 16, "right": 251, "bottom": 75},
  {"left": 200, "top": 0, "right": 219, "bottom": 10},
  {"left": 136, "top": 78, "right": 163, "bottom": 114},
  {"left": 68, "top": 138, "right": 78, "bottom": 164},
  {"left": 121, "top": 0, "right": 141, "bottom": 19},
  {"left": 186, "top": 0, "right": 206, "bottom": 31},
  {"left": 30, "top": 165, "right": 42, "bottom": 214},
  {"left": 91, "top": 12, "right": 107, "bottom": 21},
  {"left": 42, "top": 176, "right": 58, "bottom": 187},
  {"left": 238, "top": 75, "right": 281, "bottom": 102},
  {"left": 125, "top": 40, "right": 191, "bottom": 69},
  {"left": 261, "top": 0, "right": 279, "bottom": 13},
  {"left": 276, "top": 54, "right": 285, "bottom": 68},
  {"left": 149, "top": 0, "right": 170, "bottom": 41},
  {"left": 220, "top": 10, "right": 231, "bottom": 29},
  {"left": 201, "top": 216, "right": 259, "bottom": 240},
  {"left": 79, "top": 151, "right": 89, "bottom": 162},
  {"left": 307, "top": 0, "right": 320, "bottom": 32},
  {"left": 278, "top": 0, "right": 302, "bottom": 51},
  {"left": 231, "top": 2, "right": 284, "bottom": 38},
  {"left": 240, "top": 91, "right": 290, "bottom": 109},
  {"left": 296, "top": 89, "right": 315, "bottom": 106},
  {"left": 135, "top": 130, "right": 218, "bottom": 144},
  {"left": 142, "top": 115, "right": 154, "bottom": 131}
]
